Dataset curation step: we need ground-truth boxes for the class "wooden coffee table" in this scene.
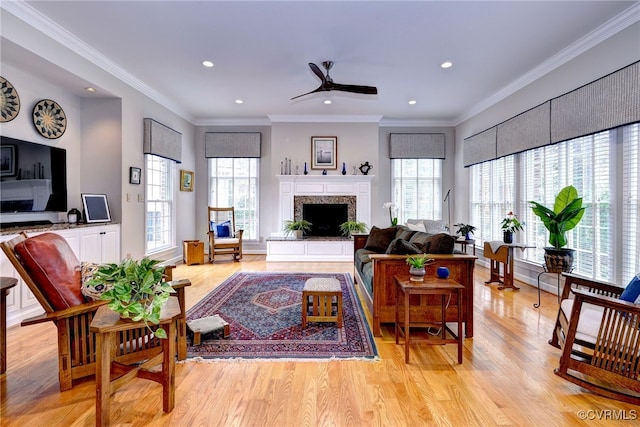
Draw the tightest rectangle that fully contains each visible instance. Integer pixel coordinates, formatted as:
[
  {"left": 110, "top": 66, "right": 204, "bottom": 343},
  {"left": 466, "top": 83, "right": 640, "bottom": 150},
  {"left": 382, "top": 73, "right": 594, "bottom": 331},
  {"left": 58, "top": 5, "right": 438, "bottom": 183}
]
[{"left": 394, "top": 275, "right": 464, "bottom": 364}]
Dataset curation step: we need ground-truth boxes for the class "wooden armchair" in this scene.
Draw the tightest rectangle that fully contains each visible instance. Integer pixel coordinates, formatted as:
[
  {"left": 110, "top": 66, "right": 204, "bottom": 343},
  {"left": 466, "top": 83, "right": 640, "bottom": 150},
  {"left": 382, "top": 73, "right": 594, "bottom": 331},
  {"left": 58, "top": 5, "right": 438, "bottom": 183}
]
[
  {"left": 208, "top": 206, "right": 243, "bottom": 262},
  {"left": 0, "top": 232, "right": 190, "bottom": 391},
  {"left": 549, "top": 272, "right": 640, "bottom": 404}
]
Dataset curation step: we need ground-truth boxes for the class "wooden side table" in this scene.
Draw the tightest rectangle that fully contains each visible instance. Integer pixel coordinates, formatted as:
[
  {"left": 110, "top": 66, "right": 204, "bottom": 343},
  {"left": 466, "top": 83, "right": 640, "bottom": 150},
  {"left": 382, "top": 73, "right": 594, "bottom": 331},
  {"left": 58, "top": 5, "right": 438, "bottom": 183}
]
[
  {"left": 1, "top": 277, "right": 18, "bottom": 374},
  {"left": 394, "top": 275, "right": 464, "bottom": 364},
  {"left": 483, "top": 242, "right": 534, "bottom": 291},
  {"left": 455, "top": 239, "right": 476, "bottom": 255},
  {"left": 90, "top": 297, "right": 181, "bottom": 427}
]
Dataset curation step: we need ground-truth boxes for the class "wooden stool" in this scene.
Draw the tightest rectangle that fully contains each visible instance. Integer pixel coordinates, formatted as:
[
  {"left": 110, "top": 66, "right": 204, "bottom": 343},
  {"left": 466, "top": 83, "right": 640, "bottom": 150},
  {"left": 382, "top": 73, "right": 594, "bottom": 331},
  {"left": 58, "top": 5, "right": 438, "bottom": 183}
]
[
  {"left": 302, "top": 278, "right": 343, "bottom": 328},
  {"left": 187, "top": 315, "right": 230, "bottom": 345}
]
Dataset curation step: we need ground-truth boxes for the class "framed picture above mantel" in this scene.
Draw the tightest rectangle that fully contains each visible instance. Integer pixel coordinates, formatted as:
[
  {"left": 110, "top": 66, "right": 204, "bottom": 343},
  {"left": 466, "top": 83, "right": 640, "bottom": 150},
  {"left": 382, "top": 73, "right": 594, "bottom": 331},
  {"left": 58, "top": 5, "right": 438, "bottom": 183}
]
[{"left": 311, "top": 136, "right": 337, "bottom": 170}]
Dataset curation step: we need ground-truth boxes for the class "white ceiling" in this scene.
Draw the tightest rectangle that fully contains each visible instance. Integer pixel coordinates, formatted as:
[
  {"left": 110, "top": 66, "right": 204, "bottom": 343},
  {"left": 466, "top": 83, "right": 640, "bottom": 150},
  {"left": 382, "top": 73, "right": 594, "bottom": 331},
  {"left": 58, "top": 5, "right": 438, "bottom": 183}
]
[{"left": 5, "top": 1, "right": 639, "bottom": 125}]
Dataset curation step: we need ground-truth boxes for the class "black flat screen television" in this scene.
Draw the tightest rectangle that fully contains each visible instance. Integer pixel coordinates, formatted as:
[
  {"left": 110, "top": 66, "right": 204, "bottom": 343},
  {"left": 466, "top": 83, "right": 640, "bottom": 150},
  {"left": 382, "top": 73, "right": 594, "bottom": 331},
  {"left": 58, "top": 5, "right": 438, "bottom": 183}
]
[{"left": 0, "top": 136, "right": 67, "bottom": 213}]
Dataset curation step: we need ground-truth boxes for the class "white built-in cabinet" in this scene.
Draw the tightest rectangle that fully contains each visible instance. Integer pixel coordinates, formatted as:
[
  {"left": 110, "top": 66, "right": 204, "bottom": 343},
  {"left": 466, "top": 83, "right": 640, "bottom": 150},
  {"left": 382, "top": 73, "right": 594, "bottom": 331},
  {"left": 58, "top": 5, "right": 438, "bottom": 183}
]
[{"left": 0, "top": 223, "right": 121, "bottom": 327}]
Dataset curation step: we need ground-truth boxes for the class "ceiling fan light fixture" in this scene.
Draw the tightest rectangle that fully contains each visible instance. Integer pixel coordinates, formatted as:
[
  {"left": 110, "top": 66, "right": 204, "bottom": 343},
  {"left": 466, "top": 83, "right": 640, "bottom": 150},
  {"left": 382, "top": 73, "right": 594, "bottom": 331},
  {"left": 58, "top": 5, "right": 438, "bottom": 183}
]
[
  {"left": 202, "top": 60, "right": 214, "bottom": 68},
  {"left": 441, "top": 61, "right": 453, "bottom": 69}
]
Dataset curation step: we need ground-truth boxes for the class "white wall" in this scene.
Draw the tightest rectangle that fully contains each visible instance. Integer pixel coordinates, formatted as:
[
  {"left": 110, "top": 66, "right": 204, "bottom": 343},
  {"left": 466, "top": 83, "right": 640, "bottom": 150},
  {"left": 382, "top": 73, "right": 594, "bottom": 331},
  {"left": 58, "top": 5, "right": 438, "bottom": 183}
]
[{"left": 2, "top": 12, "right": 197, "bottom": 262}]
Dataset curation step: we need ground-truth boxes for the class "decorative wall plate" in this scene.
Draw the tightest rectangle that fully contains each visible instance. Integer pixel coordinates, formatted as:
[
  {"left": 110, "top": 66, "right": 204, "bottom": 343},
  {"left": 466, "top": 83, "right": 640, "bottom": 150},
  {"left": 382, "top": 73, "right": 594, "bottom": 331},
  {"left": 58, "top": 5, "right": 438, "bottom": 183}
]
[
  {"left": 0, "top": 76, "right": 20, "bottom": 122},
  {"left": 33, "top": 99, "right": 67, "bottom": 139}
]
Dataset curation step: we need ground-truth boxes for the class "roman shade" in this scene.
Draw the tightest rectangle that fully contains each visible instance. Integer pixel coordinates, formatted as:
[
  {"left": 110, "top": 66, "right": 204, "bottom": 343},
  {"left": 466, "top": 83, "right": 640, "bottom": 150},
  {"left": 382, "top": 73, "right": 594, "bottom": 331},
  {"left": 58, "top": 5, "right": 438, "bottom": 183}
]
[
  {"left": 143, "top": 118, "right": 182, "bottom": 163},
  {"left": 463, "top": 127, "right": 496, "bottom": 167},
  {"left": 389, "top": 133, "right": 445, "bottom": 159},
  {"left": 497, "top": 102, "right": 551, "bottom": 157},
  {"left": 205, "top": 132, "right": 261, "bottom": 158},
  {"left": 550, "top": 61, "right": 640, "bottom": 144},
  {"left": 463, "top": 61, "right": 639, "bottom": 167}
]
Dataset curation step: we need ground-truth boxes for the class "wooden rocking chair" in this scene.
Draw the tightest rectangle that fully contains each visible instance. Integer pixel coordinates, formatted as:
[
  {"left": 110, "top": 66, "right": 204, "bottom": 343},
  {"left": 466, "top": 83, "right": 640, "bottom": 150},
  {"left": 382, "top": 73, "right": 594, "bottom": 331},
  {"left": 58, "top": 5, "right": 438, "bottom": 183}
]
[
  {"left": 549, "top": 272, "right": 640, "bottom": 404},
  {"left": 1, "top": 232, "right": 190, "bottom": 391},
  {"left": 208, "top": 207, "right": 243, "bottom": 262}
]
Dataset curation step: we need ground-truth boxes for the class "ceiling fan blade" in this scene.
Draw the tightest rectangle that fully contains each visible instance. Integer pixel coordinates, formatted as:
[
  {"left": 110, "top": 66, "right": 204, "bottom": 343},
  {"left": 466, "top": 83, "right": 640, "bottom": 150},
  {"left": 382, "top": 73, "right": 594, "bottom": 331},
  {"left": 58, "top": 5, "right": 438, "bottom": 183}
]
[
  {"left": 290, "top": 85, "right": 325, "bottom": 100},
  {"left": 308, "top": 63, "right": 327, "bottom": 83},
  {"left": 330, "top": 83, "right": 378, "bottom": 95}
]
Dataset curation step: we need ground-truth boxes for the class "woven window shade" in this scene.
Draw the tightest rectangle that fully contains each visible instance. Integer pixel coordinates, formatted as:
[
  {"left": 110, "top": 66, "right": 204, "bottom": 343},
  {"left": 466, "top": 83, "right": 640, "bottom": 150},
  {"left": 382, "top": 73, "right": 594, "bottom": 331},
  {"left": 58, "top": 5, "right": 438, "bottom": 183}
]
[
  {"left": 551, "top": 61, "right": 640, "bottom": 144},
  {"left": 463, "top": 127, "right": 497, "bottom": 167},
  {"left": 497, "top": 101, "right": 550, "bottom": 157},
  {"left": 205, "top": 132, "right": 261, "bottom": 158},
  {"left": 389, "top": 133, "right": 445, "bottom": 159},
  {"left": 143, "top": 118, "right": 182, "bottom": 163}
]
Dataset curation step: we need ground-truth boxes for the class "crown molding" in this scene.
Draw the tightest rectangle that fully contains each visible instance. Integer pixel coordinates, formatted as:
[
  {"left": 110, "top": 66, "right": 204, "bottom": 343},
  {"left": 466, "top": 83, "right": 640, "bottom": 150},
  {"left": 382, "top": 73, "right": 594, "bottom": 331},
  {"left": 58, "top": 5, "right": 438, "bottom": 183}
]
[
  {"left": 455, "top": 3, "right": 640, "bottom": 125},
  {"left": 194, "top": 117, "right": 272, "bottom": 127},
  {"left": 267, "top": 114, "right": 383, "bottom": 123},
  {"left": 378, "top": 118, "right": 455, "bottom": 128},
  {"left": 3, "top": 1, "right": 195, "bottom": 123}
]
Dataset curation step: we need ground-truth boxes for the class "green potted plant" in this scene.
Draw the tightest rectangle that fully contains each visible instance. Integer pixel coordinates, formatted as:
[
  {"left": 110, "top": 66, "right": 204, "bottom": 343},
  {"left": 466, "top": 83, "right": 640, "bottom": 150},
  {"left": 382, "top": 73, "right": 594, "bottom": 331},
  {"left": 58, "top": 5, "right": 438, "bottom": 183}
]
[
  {"left": 86, "top": 258, "right": 175, "bottom": 338},
  {"left": 500, "top": 212, "right": 524, "bottom": 243},
  {"left": 405, "top": 254, "right": 435, "bottom": 281},
  {"left": 283, "top": 219, "right": 312, "bottom": 239},
  {"left": 529, "top": 185, "right": 586, "bottom": 273},
  {"left": 453, "top": 223, "right": 476, "bottom": 240},
  {"left": 339, "top": 220, "right": 368, "bottom": 238}
]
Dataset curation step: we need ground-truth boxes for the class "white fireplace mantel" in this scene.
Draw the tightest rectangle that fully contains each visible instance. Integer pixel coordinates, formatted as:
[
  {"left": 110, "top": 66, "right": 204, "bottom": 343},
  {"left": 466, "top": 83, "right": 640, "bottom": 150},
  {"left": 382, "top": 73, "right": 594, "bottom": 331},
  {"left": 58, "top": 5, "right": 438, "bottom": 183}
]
[{"left": 276, "top": 174, "right": 374, "bottom": 227}]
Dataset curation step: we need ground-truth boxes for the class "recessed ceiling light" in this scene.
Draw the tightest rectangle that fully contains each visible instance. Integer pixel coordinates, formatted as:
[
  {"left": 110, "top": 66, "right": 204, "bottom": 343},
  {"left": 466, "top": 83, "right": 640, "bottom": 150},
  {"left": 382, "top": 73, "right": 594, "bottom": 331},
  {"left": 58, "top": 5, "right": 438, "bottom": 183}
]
[
  {"left": 441, "top": 61, "right": 453, "bottom": 69},
  {"left": 85, "top": 87, "right": 96, "bottom": 92},
  {"left": 408, "top": 100, "right": 417, "bottom": 105},
  {"left": 323, "top": 99, "right": 332, "bottom": 105},
  {"left": 202, "top": 60, "right": 214, "bottom": 68},
  {"left": 235, "top": 99, "right": 244, "bottom": 104}
]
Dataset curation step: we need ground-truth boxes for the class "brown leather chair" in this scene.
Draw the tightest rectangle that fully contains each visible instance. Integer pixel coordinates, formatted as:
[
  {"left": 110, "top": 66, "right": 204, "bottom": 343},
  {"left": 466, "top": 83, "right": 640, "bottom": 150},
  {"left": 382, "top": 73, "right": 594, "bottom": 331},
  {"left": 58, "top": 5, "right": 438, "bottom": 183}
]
[{"left": 1, "top": 232, "right": 190, "bottom": 391}]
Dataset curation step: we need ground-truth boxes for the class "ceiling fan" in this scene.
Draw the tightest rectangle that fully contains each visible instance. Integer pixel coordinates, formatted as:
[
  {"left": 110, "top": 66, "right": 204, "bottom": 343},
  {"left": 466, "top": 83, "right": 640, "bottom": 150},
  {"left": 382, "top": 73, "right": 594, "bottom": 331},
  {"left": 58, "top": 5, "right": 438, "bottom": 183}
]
[{"left": 291, "top": 61, "right": 378, "bottom": 100}]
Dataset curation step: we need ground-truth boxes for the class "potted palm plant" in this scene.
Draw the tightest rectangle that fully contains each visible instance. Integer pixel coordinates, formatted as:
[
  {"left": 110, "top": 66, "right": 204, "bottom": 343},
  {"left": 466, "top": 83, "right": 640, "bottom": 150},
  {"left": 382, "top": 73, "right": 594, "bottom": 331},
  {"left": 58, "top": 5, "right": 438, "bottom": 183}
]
[
  {"left": 86, "top": 258, "right": 175, "bottom": 338},
  {"left": 529, "top": 185, "right": 586, "bottom": 273},
  {"left": 453, "top": 223, "right": 476, "bottom": 240},
  {"left": 339, "top": 220, "right": 368, "bottom": 238},
  {"left": 283, "top": 219, "right": 312, "bottom": 239}
]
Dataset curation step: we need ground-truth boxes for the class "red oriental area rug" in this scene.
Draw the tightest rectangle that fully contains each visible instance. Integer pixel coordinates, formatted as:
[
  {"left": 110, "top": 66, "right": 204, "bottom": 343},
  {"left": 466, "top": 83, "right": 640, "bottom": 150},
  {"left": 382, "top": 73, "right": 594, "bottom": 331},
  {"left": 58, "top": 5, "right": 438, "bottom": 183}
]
[{"left": 185, "top": 272, "right": 378, "bottom": 359}]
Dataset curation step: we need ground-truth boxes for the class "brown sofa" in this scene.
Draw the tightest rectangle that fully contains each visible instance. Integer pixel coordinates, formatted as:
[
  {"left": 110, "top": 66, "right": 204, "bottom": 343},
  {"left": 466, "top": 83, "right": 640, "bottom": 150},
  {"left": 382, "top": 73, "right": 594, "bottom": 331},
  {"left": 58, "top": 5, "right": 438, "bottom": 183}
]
[{"left": 353, "top": 226, "right": 476, "bottom": 337}]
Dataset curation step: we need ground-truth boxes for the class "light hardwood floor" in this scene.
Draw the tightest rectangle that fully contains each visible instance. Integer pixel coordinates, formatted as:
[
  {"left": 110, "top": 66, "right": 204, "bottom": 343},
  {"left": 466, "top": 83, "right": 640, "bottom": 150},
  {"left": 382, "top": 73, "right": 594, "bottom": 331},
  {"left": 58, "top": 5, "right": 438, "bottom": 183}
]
[{"left": 1, "top": 256, "right": 638, "bottom": 426}]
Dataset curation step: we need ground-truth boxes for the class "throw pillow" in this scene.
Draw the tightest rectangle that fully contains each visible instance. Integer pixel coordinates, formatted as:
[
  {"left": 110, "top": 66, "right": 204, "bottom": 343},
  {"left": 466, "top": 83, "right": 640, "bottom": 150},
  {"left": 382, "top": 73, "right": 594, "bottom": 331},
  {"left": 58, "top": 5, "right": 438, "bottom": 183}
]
[
  {"left": 80, "top": 262, "right": 112, "bottom": 301},
  {"left": 619, "top": 273, "right": 640, "bottom": 303},
  {"left": 395, "top": 225, "right": 417, "bottom": 241},
  {"left": 423, "top": 219, "right": 448, "bottom": 234},
  {"left": 364, "top": 226, "right": 398, "bottom": 252},
  {"left": 385, "top": 238, "right": 423, "bottom": 255},
  {"left": 216, "top": 220, "right": 231, "bottom": 238},
  {"left": 406, "top": 222, "right": 426, "bottom": 233},
  {"left": 408, "top": 232, "right": 431, "bottom": 253},
  {"left": 426, "top": 233, "right": 456, "bottom": 254}
]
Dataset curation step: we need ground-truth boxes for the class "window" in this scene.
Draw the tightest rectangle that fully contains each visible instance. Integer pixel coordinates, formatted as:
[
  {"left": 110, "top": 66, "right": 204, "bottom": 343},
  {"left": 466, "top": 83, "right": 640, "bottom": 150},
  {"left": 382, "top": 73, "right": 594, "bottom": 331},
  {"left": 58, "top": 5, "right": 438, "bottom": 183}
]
[
  {"left": 391, "top": 159, "right": 442, "bottom": 224},
  {"left": 468, "top": 122, "right": 639, "bottom": 283},
  {"left": 145, "top": 155, "right": 175, "bottom": 253},
  {"left": 208, "top": 158, "right": 259, "bottom": 240},
  {"left": 521, "top": 131, "right": 614, "bottom": 280},
  {"left": 469, "top": 156, "right": 516, "bottom": 244}
]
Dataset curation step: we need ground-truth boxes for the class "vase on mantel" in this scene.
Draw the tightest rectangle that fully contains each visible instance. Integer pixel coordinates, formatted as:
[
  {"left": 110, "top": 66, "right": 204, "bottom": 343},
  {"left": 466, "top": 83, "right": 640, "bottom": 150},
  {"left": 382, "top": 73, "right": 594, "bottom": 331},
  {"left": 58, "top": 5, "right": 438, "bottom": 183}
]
[{"left": 342, "top": 162, "right": 347, "bottom": 175}]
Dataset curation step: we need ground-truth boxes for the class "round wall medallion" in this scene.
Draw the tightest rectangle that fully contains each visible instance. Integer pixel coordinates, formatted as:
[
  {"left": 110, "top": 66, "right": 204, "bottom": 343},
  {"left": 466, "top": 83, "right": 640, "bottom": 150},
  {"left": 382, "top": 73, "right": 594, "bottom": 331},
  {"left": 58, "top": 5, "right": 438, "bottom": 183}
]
[
  {"left": 33, "top": 99, "right": 67, "bottom": 139},
  {"left": 0, "top": 76, "right": 21, "bottom": 123}
]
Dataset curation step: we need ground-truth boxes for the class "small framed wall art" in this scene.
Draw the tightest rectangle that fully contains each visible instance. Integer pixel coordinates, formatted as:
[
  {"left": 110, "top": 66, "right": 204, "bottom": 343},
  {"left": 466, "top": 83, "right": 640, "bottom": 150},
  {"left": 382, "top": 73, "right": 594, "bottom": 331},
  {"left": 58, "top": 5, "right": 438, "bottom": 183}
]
[
  {"left": 180, "top": 169, "right": 194, "bottom": 192},
  {"left": 311, "top": 136, "right": 337, "bottom": 169},
  {"left": 129, "top": 167, "right": 141, "bottom": 185}
]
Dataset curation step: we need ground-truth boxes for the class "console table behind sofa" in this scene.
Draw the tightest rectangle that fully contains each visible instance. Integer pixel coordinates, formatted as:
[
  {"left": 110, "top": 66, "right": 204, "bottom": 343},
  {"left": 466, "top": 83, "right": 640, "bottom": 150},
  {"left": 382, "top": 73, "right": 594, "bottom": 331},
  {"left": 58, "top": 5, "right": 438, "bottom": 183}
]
[{"left": 353, "top": 234, "right": 476, "bottom": 337}]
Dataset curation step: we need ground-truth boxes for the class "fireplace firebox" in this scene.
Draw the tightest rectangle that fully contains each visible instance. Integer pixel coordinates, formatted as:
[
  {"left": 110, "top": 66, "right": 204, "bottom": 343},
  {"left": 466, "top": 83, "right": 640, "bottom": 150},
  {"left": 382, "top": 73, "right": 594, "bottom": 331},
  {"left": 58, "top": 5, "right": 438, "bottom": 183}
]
[{"left": 303, "top": 204, "right": 348, "bottom": 237}]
